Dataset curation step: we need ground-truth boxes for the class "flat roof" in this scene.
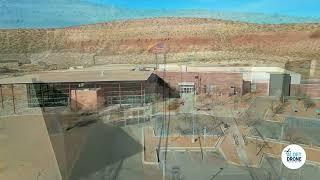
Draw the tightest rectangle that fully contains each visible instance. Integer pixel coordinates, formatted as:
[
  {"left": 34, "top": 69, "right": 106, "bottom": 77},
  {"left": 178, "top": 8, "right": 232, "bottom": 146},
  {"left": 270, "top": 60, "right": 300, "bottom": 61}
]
[
  {"left": 0, "top": 70, "right": 153, "bottom": 84},
  {"left": 157, "top": 64, "right": 300, "bottom": 75},
  {"left": 178, "top": 82, "right": 195, "bottom": 86}
]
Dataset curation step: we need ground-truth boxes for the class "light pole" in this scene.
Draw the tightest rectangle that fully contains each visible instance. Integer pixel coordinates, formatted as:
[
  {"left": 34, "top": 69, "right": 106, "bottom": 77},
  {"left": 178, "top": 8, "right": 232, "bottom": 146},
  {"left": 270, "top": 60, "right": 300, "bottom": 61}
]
[{"left": 230, "top": 86, "right": 237, "bottom": 110}]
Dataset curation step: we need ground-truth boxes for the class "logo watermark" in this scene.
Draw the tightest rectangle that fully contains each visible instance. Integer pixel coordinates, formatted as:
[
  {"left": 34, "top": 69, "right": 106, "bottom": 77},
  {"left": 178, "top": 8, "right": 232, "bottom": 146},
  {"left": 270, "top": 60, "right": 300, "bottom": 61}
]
[{"left": 281, "top": 144, "right": 306, "bottom": 169}]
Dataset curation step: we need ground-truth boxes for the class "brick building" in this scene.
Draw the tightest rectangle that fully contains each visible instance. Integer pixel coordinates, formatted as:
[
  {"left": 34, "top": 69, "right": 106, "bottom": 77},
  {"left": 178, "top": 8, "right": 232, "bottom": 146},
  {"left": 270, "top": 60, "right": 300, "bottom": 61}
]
[
  {"left": 70, "top": 88, "right": 104, "bottom": 112},
  {"left": 0, "top": 70, "right": 167, "bottom": 114},
  {"left": 156, "top": 65, "right": 302, "bottom": 97},
  {"left": 155, "top": 71, "right": 245, "bottom": 96},
  {"left": 291, "top": 80, "right": 320, "bottom": 98}
]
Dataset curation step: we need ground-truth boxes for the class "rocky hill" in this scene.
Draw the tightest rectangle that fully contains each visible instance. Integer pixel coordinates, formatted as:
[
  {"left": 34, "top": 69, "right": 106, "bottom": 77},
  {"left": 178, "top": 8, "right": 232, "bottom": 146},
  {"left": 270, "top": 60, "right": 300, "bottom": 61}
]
[{"left": 0, "top": 18, "right": 319, "bottom": 68}]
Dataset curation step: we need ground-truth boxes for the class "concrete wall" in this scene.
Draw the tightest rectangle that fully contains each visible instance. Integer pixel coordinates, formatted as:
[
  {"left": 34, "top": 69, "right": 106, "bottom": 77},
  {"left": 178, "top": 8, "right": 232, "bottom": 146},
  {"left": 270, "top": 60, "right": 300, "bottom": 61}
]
[
  {"left": 245, "top": 72, "right": 300, "bottom": 85},
  {"left": 269, "top": 74, "right": 291, "bottom": 97},
  {"left": 243, "top": 72, "right": 270, "bottom": 83},
  {"left": 310, "top": 60, "right": 320, "bottom": 79},
  {"left": 155, "top": 71, "right": 243, "bottom": 96}
]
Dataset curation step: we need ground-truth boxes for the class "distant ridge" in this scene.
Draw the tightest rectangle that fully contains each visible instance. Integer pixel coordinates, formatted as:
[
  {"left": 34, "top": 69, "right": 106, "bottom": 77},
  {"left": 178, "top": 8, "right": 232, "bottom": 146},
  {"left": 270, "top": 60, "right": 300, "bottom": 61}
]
[
  {"left": 1, "top": 1, "right": 320, "bottom": 29},
  {"left": 0, "top": 17, "right": 319, "bottom": 68}
]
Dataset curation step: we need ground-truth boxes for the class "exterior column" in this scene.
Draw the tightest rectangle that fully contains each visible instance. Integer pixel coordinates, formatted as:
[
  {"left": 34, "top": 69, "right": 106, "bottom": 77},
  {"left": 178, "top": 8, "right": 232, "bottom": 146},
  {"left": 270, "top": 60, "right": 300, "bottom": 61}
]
[
  {"left": 119, "top": 83, "right": 121, "bottom": 107},
  {"left": 0, "top": 84, "right": 3, "bottom": 109},
  {"left": 310, "top": 59, "right": 319, "bottom": 78},
  {"left": 68, "top": 83, "right": 71, "bottom": 110},
  {"left": 75, "top": 86, "right": 78, "bottom": 111},
  {"left": 40, "top": 84, "right": 45, "bottom": 112},
  {"left": 11, "top": 84, "right": 16, "bottom": 114},
  {"left": 140, "top": 82, "right": 143, "bottom": 106}
]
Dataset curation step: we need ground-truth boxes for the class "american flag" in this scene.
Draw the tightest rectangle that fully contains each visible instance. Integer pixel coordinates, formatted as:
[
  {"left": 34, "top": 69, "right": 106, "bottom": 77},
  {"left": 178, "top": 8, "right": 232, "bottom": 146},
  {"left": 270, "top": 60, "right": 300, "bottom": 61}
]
[{"left": 151, "top": 42, "right": 167, "bottom": 54}]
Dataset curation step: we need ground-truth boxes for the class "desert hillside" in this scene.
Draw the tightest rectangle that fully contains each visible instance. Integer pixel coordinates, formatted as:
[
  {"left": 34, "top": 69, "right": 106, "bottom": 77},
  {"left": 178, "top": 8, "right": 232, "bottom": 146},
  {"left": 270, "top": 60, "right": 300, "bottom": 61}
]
[{"left": 0, "top": 18, "right": 320, "bottom": 70}]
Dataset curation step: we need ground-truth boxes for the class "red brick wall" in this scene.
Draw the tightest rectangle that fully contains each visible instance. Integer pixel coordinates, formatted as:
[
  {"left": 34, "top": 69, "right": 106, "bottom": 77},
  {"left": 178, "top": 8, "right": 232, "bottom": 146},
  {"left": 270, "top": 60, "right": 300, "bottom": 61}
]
[
  {"left": 290, "top": 84, "right": 299, "bottom": 96},
  {"left": 70, "top": 88, "right": 104, "bottom": 112},
  {"left": 291, "top": 84, "right": 320, "bottom": 98},
  {"left": 255, "top": 83, "right": 268, "bottom": 95},
  {"left": 300, "top": 84, "right": 320, "bottom": 98},
  {"left": 155, "top": 71, "right": 243, "bottom": 96}
]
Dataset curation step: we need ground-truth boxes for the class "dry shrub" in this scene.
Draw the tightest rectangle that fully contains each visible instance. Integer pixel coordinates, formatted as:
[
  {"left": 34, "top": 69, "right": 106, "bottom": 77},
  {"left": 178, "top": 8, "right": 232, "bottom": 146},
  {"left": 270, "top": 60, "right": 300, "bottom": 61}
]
[
  {"left": 168, "top": 99, "right": 180, "bottom": 111},
  {"left": 310, "top": 31, "right": 320, "bottom": 39}
]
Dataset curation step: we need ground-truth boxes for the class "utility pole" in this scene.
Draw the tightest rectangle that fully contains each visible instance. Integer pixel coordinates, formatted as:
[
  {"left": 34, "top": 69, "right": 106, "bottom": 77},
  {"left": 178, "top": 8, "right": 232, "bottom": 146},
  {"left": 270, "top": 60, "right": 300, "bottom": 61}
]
[
  {"left": 162, "top": 159, "right": 166, "bottom": 180},
  {"left": 0, "top": 85, "right": 4, "bottom": 109},
  {"left": 192, "top": 84, "right": 196, "bottom": 142},
  {"left": 150, "top": 42, "right": 168, "bottom": 180},
  {"left": 155, "top": 53, "right": 159, "bottom": 69}
]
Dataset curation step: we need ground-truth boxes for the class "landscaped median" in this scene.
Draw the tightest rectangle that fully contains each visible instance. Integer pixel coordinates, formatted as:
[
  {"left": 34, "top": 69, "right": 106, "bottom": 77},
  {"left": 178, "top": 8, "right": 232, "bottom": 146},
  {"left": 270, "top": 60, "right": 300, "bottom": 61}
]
[{"left": 142, "top": 127, "right": 221, "bottom": 164}]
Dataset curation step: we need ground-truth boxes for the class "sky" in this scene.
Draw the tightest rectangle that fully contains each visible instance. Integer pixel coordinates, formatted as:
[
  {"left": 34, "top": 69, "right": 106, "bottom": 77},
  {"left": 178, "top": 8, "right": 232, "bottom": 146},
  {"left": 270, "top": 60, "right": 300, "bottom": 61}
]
[
  {"left": 1, "top": 0, "right": 320, "bottom": 28},
  {"left": 83, "top": 0, "right": 320, "bottom": 17}
]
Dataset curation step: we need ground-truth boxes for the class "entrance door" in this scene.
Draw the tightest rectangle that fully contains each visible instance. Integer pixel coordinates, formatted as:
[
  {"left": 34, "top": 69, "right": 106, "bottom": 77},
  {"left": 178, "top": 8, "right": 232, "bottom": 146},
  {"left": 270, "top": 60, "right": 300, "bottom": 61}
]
[{"left": 179, "top": 84, "right": 195, "bottom": 94}]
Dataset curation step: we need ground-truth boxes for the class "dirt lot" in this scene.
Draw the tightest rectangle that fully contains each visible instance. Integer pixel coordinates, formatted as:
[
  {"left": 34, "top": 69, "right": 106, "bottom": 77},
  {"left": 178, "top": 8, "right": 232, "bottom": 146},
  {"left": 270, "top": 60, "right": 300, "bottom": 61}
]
[{"left": 0, "top": 115, "right": 62, "bottom": 180}]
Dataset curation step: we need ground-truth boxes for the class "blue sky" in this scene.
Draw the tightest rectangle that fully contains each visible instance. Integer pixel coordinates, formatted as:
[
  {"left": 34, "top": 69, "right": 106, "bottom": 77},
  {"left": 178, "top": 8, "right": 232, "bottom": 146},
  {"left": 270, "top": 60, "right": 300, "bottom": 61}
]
[
  {"left": 1, "top": 0, "right": 320, "bottom": 28},
  {"left": 83, "top": 0, "right": 320, "bottom": 17}
]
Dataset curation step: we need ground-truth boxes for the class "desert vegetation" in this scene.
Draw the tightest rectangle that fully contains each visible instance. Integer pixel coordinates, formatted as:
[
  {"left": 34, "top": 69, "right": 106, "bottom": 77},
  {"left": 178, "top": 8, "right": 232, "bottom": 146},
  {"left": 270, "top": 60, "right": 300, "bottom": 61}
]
[{"left": 0, "top": 18, "right": 319, "bottom": 69}]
